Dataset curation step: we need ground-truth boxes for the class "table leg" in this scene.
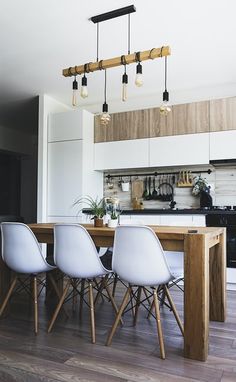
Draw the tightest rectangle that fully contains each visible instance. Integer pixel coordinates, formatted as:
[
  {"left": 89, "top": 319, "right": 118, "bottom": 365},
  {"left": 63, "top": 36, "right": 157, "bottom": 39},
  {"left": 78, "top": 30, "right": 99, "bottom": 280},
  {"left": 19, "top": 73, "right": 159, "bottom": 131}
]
[
  {"left": 209, "top": 230, "right": 226, "bottom": 322},
  {"left": 184, "top": 234, "right": 209, "bottom": 361}
]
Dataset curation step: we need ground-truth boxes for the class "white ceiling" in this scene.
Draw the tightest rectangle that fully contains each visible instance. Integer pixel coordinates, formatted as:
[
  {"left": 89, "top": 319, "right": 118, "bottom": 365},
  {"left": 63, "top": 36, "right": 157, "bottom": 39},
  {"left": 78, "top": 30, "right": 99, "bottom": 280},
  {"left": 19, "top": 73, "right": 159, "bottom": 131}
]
[{"left": 0, "top": 0, "right": 236, "bottom": 113}]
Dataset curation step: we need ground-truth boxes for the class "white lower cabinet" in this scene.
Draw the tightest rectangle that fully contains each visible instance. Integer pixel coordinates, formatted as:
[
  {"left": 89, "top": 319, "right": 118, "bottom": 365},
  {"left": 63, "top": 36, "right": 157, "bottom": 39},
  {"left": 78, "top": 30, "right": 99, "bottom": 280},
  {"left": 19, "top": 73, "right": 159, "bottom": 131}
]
[
  {"left": 149, "top": 133, "right": 210, "bottom": 167},
  {"left": 210, "top": 130, "right": 236, "bottom": 160},
  {"left": 126, "top": 214, "right": 206, "bottom": 227},
  {"left": 94, "top": 139, "right": 149, "bottom": 170}
]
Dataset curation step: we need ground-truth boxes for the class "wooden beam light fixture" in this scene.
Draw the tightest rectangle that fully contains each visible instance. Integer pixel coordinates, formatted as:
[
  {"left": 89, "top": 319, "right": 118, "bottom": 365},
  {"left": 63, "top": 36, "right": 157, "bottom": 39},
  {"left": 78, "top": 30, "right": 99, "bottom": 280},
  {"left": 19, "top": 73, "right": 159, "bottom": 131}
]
[
  {"left": 64, "top": 5, "right": 171, "bottom": 123},
  {"left": 62, "top": 46, "right": 171, "bottom": 77}
]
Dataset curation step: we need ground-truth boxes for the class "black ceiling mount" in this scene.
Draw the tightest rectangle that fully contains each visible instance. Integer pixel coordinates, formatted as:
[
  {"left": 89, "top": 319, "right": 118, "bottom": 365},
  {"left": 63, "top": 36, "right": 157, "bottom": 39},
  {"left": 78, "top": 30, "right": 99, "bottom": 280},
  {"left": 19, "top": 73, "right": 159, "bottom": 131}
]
[{"left": 90, "top": 5, "right": 136, "bottom": 24}]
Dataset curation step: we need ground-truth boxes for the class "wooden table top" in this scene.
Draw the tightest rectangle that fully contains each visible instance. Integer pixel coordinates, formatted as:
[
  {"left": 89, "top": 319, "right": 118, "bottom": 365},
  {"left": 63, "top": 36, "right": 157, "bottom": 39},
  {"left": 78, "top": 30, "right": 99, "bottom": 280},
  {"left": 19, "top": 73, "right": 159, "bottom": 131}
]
[{"left": 29, "top": 223, "right": 225, "bottom": 241}]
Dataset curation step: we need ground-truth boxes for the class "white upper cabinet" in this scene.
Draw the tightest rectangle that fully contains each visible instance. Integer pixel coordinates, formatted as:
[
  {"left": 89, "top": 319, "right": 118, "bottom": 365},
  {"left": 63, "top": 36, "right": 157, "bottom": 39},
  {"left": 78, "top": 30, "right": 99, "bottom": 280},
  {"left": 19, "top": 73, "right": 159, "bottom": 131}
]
[
  {"left": 149, "top": 133, "right": 210, "bottom": 167},
  {"left": 210, "top": 130, "right": 236, "bottom": 160},
  {"left": 48, "top": 111, "right": 83, "bottom": 142},
  {"left": 94, "top": 139, "right": 149, "bottom": 170}
]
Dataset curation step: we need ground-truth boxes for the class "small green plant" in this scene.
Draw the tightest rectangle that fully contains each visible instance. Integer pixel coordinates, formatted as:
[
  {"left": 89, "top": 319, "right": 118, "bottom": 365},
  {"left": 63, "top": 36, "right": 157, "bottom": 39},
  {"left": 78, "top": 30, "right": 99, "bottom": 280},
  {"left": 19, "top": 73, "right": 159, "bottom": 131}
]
[
  {"left": 73, "top": 196, "right": 106, "bottom": 219},
  {"left": 192, "top": 176, "right": 209, "bottom": 196}
]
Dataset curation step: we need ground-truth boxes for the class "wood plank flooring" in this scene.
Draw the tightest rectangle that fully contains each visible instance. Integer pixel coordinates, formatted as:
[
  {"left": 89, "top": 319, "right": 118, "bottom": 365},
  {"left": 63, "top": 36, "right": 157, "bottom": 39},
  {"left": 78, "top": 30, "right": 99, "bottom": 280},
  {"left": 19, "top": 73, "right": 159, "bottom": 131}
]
[{"left": 0, "top": 283, "right": 235, "bottom": 381}]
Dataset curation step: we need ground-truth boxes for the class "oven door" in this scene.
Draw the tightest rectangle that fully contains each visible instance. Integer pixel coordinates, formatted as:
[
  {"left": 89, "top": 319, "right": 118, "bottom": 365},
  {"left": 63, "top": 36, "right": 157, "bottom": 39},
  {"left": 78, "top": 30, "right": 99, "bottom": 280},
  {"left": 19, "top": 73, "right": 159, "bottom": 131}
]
[{"left": 226, "top": 227, "right": 236, "bottom": 268}]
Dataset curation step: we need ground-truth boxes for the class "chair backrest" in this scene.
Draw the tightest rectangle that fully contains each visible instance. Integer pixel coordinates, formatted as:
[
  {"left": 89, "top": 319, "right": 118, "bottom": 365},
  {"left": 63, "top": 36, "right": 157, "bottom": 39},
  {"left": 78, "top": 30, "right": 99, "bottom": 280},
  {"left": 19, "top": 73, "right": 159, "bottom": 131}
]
[
  {"left": 1, "top": 222, "right": 48, "bottom": 274},
  {"left": 112, "top": 225, "right": 173, "bottom": 286},
  {"left": 54, "top": 224, "right": 106, "bottom": 278}
]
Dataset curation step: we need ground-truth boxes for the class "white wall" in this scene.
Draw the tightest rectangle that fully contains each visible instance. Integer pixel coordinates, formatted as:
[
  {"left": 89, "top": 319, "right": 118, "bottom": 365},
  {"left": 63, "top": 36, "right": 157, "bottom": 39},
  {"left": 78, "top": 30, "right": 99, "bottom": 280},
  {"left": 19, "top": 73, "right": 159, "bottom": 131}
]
[{"left": 37, "top": 94, "right": 71, "bottom": 222}]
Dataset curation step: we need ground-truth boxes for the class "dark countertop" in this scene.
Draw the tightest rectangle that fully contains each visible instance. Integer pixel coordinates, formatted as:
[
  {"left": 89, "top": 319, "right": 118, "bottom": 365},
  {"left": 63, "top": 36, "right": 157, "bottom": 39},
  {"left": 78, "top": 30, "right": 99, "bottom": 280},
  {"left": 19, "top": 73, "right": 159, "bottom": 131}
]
[{"left": 82, "top": 208, "right": 236, "bottom": 215}]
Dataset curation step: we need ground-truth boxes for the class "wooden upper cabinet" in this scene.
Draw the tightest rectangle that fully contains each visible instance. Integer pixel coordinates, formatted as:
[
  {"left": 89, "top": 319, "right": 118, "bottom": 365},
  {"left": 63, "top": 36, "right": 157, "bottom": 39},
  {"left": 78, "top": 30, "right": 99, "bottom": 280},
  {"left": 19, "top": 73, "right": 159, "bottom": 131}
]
[
  {"left": 94, "top": 99, "right": 211, "bottom": 142},
  {"left": 210, "top": 97, "right": 236, "bottom": 132},
  {"left": 161, "top": 101, "right": 210, "bottom": 137},
  {"left": 94, "top": 109, "right": 150, "bottom": 143}
]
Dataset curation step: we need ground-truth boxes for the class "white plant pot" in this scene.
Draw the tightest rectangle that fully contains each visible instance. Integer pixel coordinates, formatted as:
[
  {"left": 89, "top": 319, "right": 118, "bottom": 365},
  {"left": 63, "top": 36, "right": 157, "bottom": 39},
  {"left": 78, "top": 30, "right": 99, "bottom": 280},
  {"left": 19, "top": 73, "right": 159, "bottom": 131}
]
[
  {"left": 121, "top": 182, "right": 130, "bottom": 192},
  {"left": 108, "top": 219, "right": 118, "bottom": 228}
]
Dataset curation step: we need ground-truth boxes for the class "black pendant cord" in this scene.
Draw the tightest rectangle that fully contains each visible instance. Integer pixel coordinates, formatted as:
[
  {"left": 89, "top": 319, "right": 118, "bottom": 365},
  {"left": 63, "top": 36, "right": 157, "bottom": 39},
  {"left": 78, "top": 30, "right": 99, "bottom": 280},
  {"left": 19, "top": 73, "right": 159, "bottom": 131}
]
[
  {"left": 165, "top": 56, "right": 167, "bottom": 91},
  {"left": 104, "top": 69, "right": 107, "bottom": 103},
  {"left": 96, "top": 23, "right": 99, "bottom": 61},
  {"left": 128, "top": 13, "right": 131, "bottom": 54}
]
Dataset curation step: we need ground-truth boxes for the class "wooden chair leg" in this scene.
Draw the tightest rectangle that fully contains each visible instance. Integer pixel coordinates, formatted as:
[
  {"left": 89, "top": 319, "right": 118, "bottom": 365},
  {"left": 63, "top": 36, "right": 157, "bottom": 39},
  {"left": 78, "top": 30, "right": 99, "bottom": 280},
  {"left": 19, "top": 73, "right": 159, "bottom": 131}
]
[
  {"left": 106, "top": 287, "right": 131, "bottom": 346},
  {"left": 147, "top": 299, "right": 154, "bottom": 319},
  {"left": 33, "top": 276, "right": 38, "bottom": 335},
  {"left": 88, "top": 282, "right": 96, "bottom": 344},
  {"left": 164, "top": 285, "right": 184, "bottom": 336},
  {"left": 153, "top": 288, "right": 165, "bottom": 360},
  {"left": 112, "top": 274, "right": 118, "bottom": 297},
  {"left": 133, "top": 286, "right": 142, "bottom": 326},
  {"left": 103, "top": 277, "right": 123, "bottom": 325},
  {"left": 0, "top": 276, "right": 18, "bottom": 317},
  {"left": 48, "top": 280, "right": 70, "bottom": 333},
  {"left": 143, "top": 287, "right": 151, "bottom": 306},
  {"left": 48, "top": 273, "right": 69, "bottom": 318},
  {"left": 159, "top": 284, "right": 167, "bottom": 307},
  {"left": 79, "top": 279, "right": 85, "bottom": 320}
]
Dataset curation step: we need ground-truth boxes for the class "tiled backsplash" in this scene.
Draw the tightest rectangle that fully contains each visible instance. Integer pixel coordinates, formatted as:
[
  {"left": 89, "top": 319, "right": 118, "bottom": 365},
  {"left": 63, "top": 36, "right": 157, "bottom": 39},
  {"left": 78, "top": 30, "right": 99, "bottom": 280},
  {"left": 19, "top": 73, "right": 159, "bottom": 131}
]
[{"left": 104, "top": 166, "right": 236, "bottom": 209}]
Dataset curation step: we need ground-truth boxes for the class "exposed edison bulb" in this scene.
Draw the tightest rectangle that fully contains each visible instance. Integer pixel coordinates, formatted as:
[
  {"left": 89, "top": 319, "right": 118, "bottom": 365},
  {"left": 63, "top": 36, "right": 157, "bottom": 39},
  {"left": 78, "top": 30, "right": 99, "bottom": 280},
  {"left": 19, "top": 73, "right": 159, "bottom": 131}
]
[
  {"left": 72, "top": 77, "right": 78, "bottom": 107},
  {"left": 159, "top": 101, "right": 171, "bottom": 116},
  {"left": 160, "top": 90, "right": 171, "bottom": 115},
  {"left": 81, "top": 75, "right": 88, "bottom": 98},
  {"left": 135, "top": 63, "right": 143, "bottom": 87},
  {"left": 100, "top": 112, "right": 111, "bottom": 125},
  {"left": 122, "top": 72, "right": 128, "bottom": 102},
  {"left": 100, "top": 102, "right": 110, "bottom": 126}
]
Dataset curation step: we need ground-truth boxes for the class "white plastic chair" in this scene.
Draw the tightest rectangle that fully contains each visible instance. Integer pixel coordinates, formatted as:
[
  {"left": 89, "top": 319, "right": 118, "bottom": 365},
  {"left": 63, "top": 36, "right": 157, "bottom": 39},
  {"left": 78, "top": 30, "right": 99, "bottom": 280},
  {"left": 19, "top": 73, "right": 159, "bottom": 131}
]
[
  {"left": 106, "top": 225, "right": 184, "bottom": 359},
  {"left": 48, "top": 224, "right": 121, "bottom": 343},
  {"left": 0, "top": 222, "right": 60, "bottom": 334}
]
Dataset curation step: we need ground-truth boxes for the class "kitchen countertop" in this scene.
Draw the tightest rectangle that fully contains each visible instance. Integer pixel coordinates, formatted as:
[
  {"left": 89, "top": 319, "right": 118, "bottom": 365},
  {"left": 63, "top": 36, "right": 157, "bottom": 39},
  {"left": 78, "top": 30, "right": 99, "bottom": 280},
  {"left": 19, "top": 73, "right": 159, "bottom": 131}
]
[{"left": 82, "top": 208, "right": 236, "bottom": 215}]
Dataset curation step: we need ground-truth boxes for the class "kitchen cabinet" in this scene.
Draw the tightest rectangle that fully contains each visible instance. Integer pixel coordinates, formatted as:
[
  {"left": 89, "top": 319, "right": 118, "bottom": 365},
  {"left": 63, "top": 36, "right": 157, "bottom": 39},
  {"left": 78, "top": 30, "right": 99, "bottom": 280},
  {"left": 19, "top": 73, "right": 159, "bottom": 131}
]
[
  {"left": 48, "top": 140, "right": 83, "bottom": 216},
  {"left": 210, "top": 97, "right": 236, "bottom": 132},
  {"left": 48, "top": 109, "right": 103, "bottom": 220},
  {"left": 149, "top": 133, "right": 210, "bottom": 167},
  {"left": 150, "top": 101, "right": 209, "bottom": 138},
  {"left": 210, "top": 130, "right": 236, "bottom": 160},
  {"left": 48, "top": 111, "right": 83, "bottom": 141},
  {"left": 124, "top": 214, "right": 206, "bottom": 227},
  {"left": 94, "top": 109, "right": 150, "bottom": 143},
  {"left": 94, "top": 138, "right": 149, "bottom": 170}
]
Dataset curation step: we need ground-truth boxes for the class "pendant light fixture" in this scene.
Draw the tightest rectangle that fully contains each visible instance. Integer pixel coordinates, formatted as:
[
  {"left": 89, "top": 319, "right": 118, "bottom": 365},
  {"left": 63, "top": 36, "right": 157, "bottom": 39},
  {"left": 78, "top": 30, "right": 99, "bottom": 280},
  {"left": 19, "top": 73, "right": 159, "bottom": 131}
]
[
  {"left": 72, "top": 75, "right": 78, "bottom": 107},
  {"left": 100, "top": 69, "right": 111, "bottom": 125},
  {"left": 63, "top": 5, "right": 171, "bottom": 118},
  {"left": 160, "top": 55, "right": 171, "bottom": 115},
  {"left": 135, "top": 52, "right": 143, "bottom": 87},
  {"left": 121, "top": 56, "right": 128, "bottom": 102},
  {"left": 81, "top": 64, "right": 89, "bottom": 98}
]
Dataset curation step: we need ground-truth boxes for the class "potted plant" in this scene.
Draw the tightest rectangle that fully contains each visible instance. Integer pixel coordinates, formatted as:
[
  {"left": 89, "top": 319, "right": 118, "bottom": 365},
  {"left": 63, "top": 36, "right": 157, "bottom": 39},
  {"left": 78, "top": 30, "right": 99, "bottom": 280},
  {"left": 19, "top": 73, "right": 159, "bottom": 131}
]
[
  {"left": 73, "top": 196, "right": 106, "bottom": 227},
  {"left": 107, "top": 209, "right": 120, "bottom": 228},
  {"left": 192, "top": 176, "right": 212, "bottom": 208}
]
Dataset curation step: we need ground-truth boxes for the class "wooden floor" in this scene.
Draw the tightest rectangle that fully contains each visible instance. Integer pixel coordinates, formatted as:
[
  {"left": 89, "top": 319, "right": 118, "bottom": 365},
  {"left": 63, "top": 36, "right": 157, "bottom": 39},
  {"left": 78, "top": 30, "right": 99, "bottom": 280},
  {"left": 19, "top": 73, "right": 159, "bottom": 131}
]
[{"left": 0, "top": 282, "right": 235, "bottom": 382}]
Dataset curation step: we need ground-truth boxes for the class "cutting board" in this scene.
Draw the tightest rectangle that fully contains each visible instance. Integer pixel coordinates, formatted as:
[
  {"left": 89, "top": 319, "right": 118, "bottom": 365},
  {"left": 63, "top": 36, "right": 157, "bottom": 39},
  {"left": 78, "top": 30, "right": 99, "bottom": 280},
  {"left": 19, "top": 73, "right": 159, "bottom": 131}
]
[{"left": 131, "top": 179, "right": 144, "bottom": 199}]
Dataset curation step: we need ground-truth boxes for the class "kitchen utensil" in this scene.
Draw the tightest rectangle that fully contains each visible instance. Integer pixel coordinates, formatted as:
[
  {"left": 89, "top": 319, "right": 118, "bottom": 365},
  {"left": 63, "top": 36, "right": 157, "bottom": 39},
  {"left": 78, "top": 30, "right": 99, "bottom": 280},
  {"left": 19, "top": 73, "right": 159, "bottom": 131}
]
[
  {"left": 152, "top": 177, "right": 158, "bottom": 199},
  {"left": 132, "top": 179, "right": 144, "bottom": 200},
  {"left": 142, "top": 177, "right": 148, "bottom": 199},
  {"left": 146, "top": 177, "right": 152, "bottom": 200}
]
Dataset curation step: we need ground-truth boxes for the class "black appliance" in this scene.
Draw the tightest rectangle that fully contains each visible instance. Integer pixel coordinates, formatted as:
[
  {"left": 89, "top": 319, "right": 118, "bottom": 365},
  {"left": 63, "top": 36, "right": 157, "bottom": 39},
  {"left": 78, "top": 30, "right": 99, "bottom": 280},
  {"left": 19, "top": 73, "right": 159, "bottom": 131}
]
[{"left": 206, "top": 210, "right": 236, "bottom": 268}]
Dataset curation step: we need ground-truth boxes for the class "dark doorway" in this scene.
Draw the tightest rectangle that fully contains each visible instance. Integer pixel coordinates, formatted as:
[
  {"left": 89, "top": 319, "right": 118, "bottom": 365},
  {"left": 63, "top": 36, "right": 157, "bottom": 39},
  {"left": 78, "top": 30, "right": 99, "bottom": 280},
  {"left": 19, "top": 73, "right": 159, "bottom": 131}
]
[{"left": 0, "top": 152, "right": 21, "bottom": 216}]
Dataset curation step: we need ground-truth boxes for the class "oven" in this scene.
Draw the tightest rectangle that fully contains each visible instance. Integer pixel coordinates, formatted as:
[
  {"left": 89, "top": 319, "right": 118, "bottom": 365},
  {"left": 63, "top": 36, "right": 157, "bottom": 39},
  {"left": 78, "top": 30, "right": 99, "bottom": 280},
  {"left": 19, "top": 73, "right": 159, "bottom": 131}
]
[{"left": 206, "top": 213, "right": 236, "bottom": 268}]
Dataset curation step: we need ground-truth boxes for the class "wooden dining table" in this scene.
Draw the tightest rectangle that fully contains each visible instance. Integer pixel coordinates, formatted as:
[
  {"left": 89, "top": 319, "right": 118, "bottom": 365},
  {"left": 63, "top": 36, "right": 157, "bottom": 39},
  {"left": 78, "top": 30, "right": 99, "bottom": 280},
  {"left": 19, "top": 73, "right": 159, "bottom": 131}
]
[{"left": 4, "top": 223, "right": 226, "bottom": 362}]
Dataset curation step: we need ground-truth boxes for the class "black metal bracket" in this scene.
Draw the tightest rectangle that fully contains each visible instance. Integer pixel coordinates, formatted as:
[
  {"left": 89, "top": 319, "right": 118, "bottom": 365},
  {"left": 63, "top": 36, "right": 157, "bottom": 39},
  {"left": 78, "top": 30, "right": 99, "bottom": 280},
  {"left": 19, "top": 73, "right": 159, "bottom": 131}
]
[{"left": 90, "top": 5, "right": 136, "bottom": 24}]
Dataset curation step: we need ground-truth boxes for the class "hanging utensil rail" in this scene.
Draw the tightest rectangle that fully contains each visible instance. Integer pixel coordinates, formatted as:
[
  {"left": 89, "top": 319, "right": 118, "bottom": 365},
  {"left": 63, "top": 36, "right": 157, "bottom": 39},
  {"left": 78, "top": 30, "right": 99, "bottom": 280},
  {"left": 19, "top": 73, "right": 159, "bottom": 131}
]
[{"left": 106, "top": 169, "right": 212, "bottom": 180}]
